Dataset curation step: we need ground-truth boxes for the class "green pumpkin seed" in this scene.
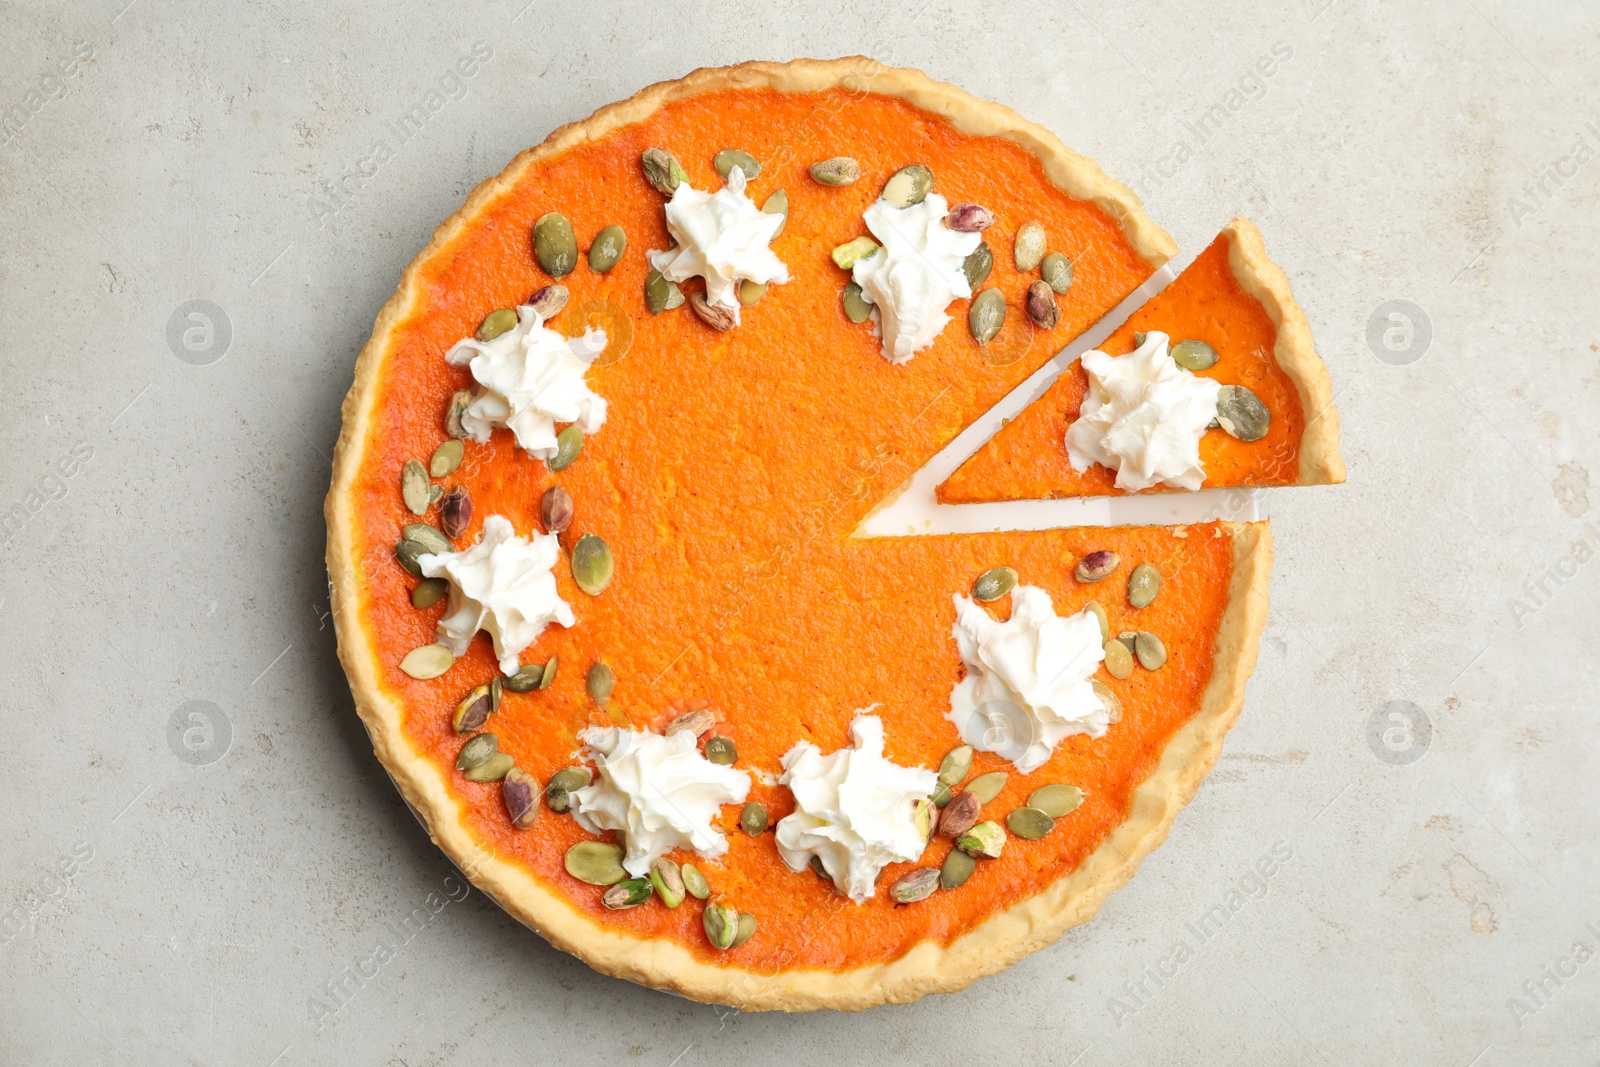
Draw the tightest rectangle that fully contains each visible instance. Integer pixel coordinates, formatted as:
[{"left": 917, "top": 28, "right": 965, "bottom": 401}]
[
  {"left": 644, "top": 269, "right": 684, "bottom": 315},
  {"left": 445, "top": 389, "right": 471, "bottom": 439},
  {"left": 1215, "top": 385, "right": 1270, "bottom": 442},
  {"left": 477, "top": 307, "right": 518, "bottom": 342},
  {"left": 809, "top": 855, "right": 828, "bottom": 879},
  {"left": 1128, "top": 563, "right": 1161, "bottom": 609},
  {"left": 429, "top": 439, "right": 463, "bottom": 478},
  {"left": 641, "top": 147, "right": 688, "bottom": 196},
  {"left": 841, "top": 281, "right": 873, "bottom": 323},
  {"left": 549, "top": 424, "right": 583, "bottom": 472},
  {"left": 400, "top": 643, "right": 454, "bottom": 679},
  {"left": 503, "top": 663, "right": 544, "bottom": 692},
  {"left": 1103, "top": 638, "right": 1134, "bottom": 680},
  {"left": 703, "top": 902, "right": 738, "bottom": 949},
  {"left": 972, "top": 566, "right": 1016, "bottom": 603},
  {"left": 731, "top": 911, "right": 758, "bottom": 948},
  {"left": 548, "top": 767, "right": 592, "bottom": 793},
  {"left": 1135, "top": 631, "right": 1168, "bottom": 671},
  {"left": 890, "top": 868, "right": 941, "bottom": 904},
  {"left": 808, "top": 157, "right": 860, "bottom": 186},
  {"left": 963, "top": 242, "right": 994, "bottom": 289},
  {"left": 1006, "top": 806, "right": 1055, "bottom": 840},
  {"left": 1014, "top": 221, "right": 1046, "bottom": 272},
  {"left": 940, "top": 848, "right": 977, "bottom": 889},
  {"left": 650, "top": 858, "right": 685, "bottom": 908},
  {"left": 533, "top": 212, "right": 578, "bottom": 278},
  {"left": 429, "top": 484, "right": 445, "bottom": 506},
  {"left": 938, "top": 745, "right": 974, "bottom": 787},
  {"left": 1134, "top": 331, "right": 1148, "bottom": 348},
  {"left": 831, "top": 235, "right": 880, "bottom": 270},
  {"left": 969, "top": 289, "right": 1005, "bottom": 345},
  {"left": 1118, "top": 631, "right": 1138, "bottom": 651},
  {"left": 704, "top": 735, "right": 737, "bottom": 765},
  {"left": 1040, "top": 252, "right": 1074, "bottom": 294},
  {"left": 464, "top": 751, "right": 515, "bottom": 783},
  {"left": 761, "top": 189, "right": 788, "bottom": 237},
  {"left": 489, "top": 676, "right": 503, "bottom": 713},
  {"left": 957, "top": 820, "right": 1006, "bottom": 858},
  {"left": 411, "top": 577, "right": 449, "bottom": 609},
  {"left": 738, "top": 279, "right": 767, "bottom": 306},
  {"left": 394, "top": 540, "right": 428, "bottom": 578},
  {"left": 965, "top": 771, "right": 1007, "bottom": 805},
  {"left": 401, "top": 459, "right": 430, "bottom": 515},
  {"left": 586, "top": 662, "right": 614, "bottom": 703},
  {"left": 1083, "top": 600, "right": 1109, "bottom": 641},
  {"left": 880, "top": 163, "right": 933, "bottom": 208},
  {"left": 587, "top": 224, "right": 626, "bottom": 273},
  {"left": 403, "top": 523, "right": 453, "bottom": 556},
  {"left": 1093, "top": 679, "right": 1122, "bottom": 724},
  {"left": 564, "top": 841, "right": 626, "bottom": 886},
  {"left": 602, "top": 877, "right": 653, "bottom": 910},
  {"left": 1075, "top": 550, "right": 1119, "bottom": 583},
  {"left": 456, "top": 732, "right": 498, "bottom": 771},
  {"left": 681, "top": 863, "right": 711, "bottom": 900},
  {"left": 713, "top": 148, "right": 760, "bottom": 181},
  {"left": 1028, "top": 783, "right": 1086, "bottom": 819},
  {"left": 571, "top": 534, "right": 613, "bottom": 595},
  {"left": 502, "top": 766, "right": 539, "bottom": 828},
  {"left": 933, "top": 782, "right": 955, "bottom": 808},
  {"left": 1171, "top": 338, "right": 1219, "bottom": 371},
  {"left": 452, "top": 685, "right": 492, "bottom": 734},
  {"left": 739, "top": 800, "right": 768, "bottom": 836},
  {"left": 539, "top": 654, "right": 559, "bottom": 689},
  {"left": 914, "top": 798, "right": 934, "bottom": 842}
]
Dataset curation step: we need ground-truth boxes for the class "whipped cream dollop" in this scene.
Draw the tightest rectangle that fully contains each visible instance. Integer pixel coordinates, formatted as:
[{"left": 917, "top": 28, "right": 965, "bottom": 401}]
[
  {"left": 418, "top": 515, "right": 574, "bottom": 675},
  {"left": 1065, "top": 330, "right": 1221, "bottom": 491},
  {"left": 571, "top": 726, "right": 752, "bottom": 877},
  {"left": 646, "top": 167, "right": 788, "bottom": 323},
  {"left": 444, "top": 305, "right": 607, "bottom": 461},
  {"left": 947, "top": 585, "right": 1108, "bottom": 774},
  {"left": 851, "top": 193, "right": 981, "bottom": 363},
  {"left": 774, "top": 715, "right": 938, "bottom": 903}
]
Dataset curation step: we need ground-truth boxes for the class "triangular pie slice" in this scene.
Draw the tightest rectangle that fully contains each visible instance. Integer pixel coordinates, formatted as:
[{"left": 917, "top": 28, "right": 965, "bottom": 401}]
[
  {"left": 326, "top": 59, "right": 1281, "bottom": 1012},
  {"left": 939, "top": 219, "right": 1345, "bottom": 504}
]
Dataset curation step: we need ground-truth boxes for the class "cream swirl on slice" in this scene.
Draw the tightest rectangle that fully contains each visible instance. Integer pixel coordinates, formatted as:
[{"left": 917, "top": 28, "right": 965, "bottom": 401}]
[
  {"left": 646, "top": 166, "right": 788, "bottom": 323},
  {"left": 850, "top": 193, "right": 980, "bottom": 362}
]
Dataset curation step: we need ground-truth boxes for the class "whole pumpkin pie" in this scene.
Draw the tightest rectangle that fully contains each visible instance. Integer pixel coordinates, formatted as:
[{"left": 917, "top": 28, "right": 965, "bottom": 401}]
[{"left": 325, "top": 58, "right": 1285, "bottom": 1011}]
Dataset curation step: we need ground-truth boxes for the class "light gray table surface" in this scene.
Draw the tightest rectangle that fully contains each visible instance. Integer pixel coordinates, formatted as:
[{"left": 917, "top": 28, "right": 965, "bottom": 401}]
[{"left": 3, "top": 1, "right": 1597, "bottom": 1063}]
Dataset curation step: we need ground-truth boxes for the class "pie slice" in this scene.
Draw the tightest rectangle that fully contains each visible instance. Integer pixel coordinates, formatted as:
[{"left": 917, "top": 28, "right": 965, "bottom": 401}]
[
  {"left": 938, "top": 219, "right": 1345, "bottom": 503},
  {"left": 325, "top": 58, "right": 1280, "bottom": 1011}
]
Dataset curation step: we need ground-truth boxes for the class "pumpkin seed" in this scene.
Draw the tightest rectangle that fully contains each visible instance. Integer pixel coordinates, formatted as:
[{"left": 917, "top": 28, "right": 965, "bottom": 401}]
[
  {"left": 968, "top": 288, "right": 1005, "bottom": 345},
  {"left": 1025, "top": 280, "right": 1060, "bottom": 330},
  {"left": 641, "top": 147, "right": 689, "bottom": 196},
  {"left": 571, "top": 533, "right": 613, "bottom": 595},
  {"left": 688, "top": 292, "right": 738, "bottom": 331},
  {"left": 933, "top": 782, "right": 955, "bottom": 808},
  {"left": 1102, "top": 639, "right": 1134, "bottom": 680},
  {"left": 602, "top": 877, "right": 653, "bottom": 910},
  {"left": 549, "top": 424, "right": 583, "bottom": 472},
  {"left": 713, "top": 148, "right": 760, "bottom": 181},
  {"left": 1074, "top": 550, "right": 1119, "bottom": 583},
  {"left": 1215, "top": 385, "right": 1270, "bottom": 442},
  {"left": 546, "top": 767, "right": 590, "bottom": 813},
  {"left": 439, "top": 486, "right": 471, "bottom": 539},
  {"left": 972, "top": 566, "right": 1016, "bottom": 603},
  {"left": 665, "top": 707, "right": 716, "bottom": 738},
  {"left": 731, "top": 911, "right": 758, "bottom": 948},
  {"left": 402, "top": 523, "right": 453, "bottom": 556},
  {"left": 1028, "top": 783, "right": 1086, "bottom": 819},
  {"left": 540, "top": 486, "right": 574, "bottom": 533},
  {"left": 963, "top": 242, "right": 994, "bottom": 288},
  {"left": 452, "top": 685, "right": 492, "bottom": 734},
  {"left": 940, "top": 848, "right": 977, "bottom": 888},
  {"left": 1006, "top": 806, "right": 1055, "bottom": 840},
  {"left": 400, "top": 643, "right": 454, "bottom": 679},
  {"left": 445, "top": 390, "right": 471, "bottom": 438},
  {"left": 503, "top": 766, "right": 539, "bottom": 828},
  {"left": 704, "top": 735, "right": 737, "bottom": 765},
  {"left": 1083, "top": 600, "right": 1109, "bottom": 641},
  {"left": 1135, "top": 631, "right": 1168, "bottom": 671},
  {"left": 456, "top": 733, "right": 498, "bottom": 771},
  {"left": 760, "top": 189, "right": 788, "bottom": 237},
  {"left": 533, "top": 212, "right": 578, "bottom": 278},
  {"left": 1040, "top": 252, "right": 1074, "bottom": 294},
  {"left": 939, "top": 790, "right": 981, "bottom": 837},
  {"left": 1128, "top": 563, "right": 1161, "bottom": 609},
  {"left": 831, "top": 235, "right": 880, "bottom": 270},
  {"left": 703, "top": 903, "right": 738, "bottom": 949},
  {"left": 539, "top": 654, "right": 559, "bottom": 689},
  {"left": 586, "top": 661, "right": 614, "bottom": 703},
  {"left": 890, "top": 868, "right": 941, "bottom": 904},
  {"left": 650, "top": 857, "right": 685, "bottom": 908},
  {"left": 841, "top": 281, "right": 873, "bottom": 323},
  {"left": 490, "top": 675, "right": 503, "bottom": 713},
  {"left": 809, "top": 855, "right": 829, "bottom": 879},
  {"left": 808, "top": 157, "right": 860, "bottom": 186},
  {"left": 1013, "top": 221, "right": 1046, "bottom": 272},
  {"left": 965, "top": 771, "right": 1008, "bottom": 805},
  {"left": 528, "top": 284, "right": 569, "bottom": 321},
  {"left": 945, "top": 202, "right": 993, "bottom": 232},
  {"left": 429, "top": 483, "right": 444, "bottom": 506},
  {"left": 464, "top": 751, "right": 514, "bottom": 783},
  {"left": 914, "top": 798, "right": 934, "bottom": 842},
  {"left": 394, "top": 540, "right": 428, "bottom": 578},
  {"left": 938, "top": 744, "right": 974, "bottom": 787},
  {"left": 411, "top": 577, "right": 449, "bottom": 609},
  {"left": 1171, "top": 338, "right": 1219, "bottom": 371},
  {"left": 1134, "top": 331, "right": 1148, "bottom": 347},
  {"left": 957, "top": 820, "right": 1006, "bottom": 859},
  {"left": 739, "top": 800, "right": 768, "bottom": 836},
  {"left": 587, "top": 224, "right": 626, "bottom": 273},
  {"left": 681, "top": 863, "right": 711, "bottom": 900},
  {"left": 504, "top": 663, "right": 544, "bottom": 692},
  {"left": 880, "top": 163, "right": 933, "bottom": 208},
  {"left": 1093, "top": 679, "right": 1122, "bottom": 723},
  {"left": 565, "top": 841, "right": 626, "bottom": 885},
  {"left": 644, "top": 270, "right": 684, "bottom": 315},
  {"left": 401, "top": 459, "right": 430, "bottom": 515},
  {"left": 1118, "top": 630, "right": 1138, "bottom": 651},
  {"left": 738, "top": 279, "right": 767, "bottom": 306},
  {"left": 476, "top": 307, "right": 518, "bottom": 342}
]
